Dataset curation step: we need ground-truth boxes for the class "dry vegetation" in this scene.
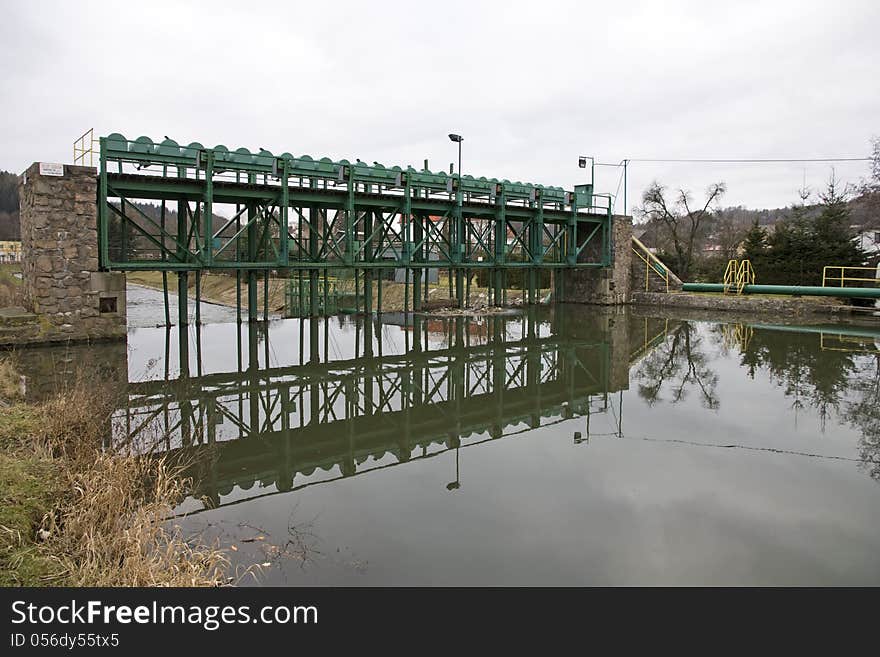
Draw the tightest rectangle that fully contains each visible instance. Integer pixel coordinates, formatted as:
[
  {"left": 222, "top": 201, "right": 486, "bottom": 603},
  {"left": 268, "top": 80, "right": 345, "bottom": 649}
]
[{"left": 0, "top": 356, "right": 229, "bottom": 586}]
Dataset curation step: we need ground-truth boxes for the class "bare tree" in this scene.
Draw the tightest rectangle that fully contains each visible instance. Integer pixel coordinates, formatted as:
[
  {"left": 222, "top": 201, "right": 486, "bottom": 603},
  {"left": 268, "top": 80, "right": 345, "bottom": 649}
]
[
  {"left": 712, "top": 206, "right": 755, "bottom": 259},
  {"left": 853, "top": 136, "right": 880, "bottom": 231},
  {"left": 638, "top": 181, "right": 726, "bottom": 278}
]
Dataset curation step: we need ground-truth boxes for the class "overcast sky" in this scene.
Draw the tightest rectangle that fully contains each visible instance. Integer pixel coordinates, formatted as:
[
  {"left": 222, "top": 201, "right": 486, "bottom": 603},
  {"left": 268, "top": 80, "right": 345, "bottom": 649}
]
[{"left": 2, "top": 0, "right": 877, "bottom": 213}]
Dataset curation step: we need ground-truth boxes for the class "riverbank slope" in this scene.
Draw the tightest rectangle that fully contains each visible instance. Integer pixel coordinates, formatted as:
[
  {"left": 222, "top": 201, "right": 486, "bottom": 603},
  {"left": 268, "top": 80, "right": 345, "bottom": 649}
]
[{"left": 0, "top": 356, "right": 228, "bottom": 586}]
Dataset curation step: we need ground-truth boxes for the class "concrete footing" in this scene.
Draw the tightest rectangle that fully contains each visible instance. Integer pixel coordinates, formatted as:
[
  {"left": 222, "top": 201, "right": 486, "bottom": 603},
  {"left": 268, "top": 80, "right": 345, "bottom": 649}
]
[{"left": 561, "top": 215, "right": 632, "bottom": 305}]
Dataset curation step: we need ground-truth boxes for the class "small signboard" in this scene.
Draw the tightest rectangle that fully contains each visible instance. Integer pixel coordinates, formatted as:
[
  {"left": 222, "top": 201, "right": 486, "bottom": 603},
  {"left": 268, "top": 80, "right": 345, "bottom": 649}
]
[{"left": 39, "top": 162, "right": 64, "bottom": 177}]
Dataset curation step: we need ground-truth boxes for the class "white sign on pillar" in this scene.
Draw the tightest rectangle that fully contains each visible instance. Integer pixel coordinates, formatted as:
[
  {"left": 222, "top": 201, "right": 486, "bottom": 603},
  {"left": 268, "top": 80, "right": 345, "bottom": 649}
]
[{"left": 39, "top": 163, "right": 64, "bottom": 177}]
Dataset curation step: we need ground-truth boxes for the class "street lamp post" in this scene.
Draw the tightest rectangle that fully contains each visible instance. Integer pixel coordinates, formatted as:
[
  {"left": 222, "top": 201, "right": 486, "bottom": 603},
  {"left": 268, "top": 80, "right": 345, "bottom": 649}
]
[
  {"left": 448, "top": 134, "right": 464, "bottom": 306},
  {"left": 448, "top": 133, "right": 463, "bottom": 175}
]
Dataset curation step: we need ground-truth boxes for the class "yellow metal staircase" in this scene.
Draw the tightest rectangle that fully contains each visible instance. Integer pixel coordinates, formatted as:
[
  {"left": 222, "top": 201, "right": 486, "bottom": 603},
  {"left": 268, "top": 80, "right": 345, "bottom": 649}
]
[{"left": 631, "top": 236, "right": 682, "bottom": 292}]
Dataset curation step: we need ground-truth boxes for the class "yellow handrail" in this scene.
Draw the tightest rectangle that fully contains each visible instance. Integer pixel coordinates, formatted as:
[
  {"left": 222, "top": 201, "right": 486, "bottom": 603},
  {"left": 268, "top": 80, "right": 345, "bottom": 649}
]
[
  {"left": 73, "top": 128, "right": 99, "bottom": 167},
  {"left": 723, "top": 259, "right": 737, "bottom": 293},
  {"left": 722, "top": 259, "right": 755, "bottom": 294},
  {"left": 737, "top": 259, "right": 755, "bottom": 293},
  {"left": 822, "top": 265, "right": 880, "bottom": 287},
  {"left": 631, "top": 236, "right": 669, "bottom": 292}
]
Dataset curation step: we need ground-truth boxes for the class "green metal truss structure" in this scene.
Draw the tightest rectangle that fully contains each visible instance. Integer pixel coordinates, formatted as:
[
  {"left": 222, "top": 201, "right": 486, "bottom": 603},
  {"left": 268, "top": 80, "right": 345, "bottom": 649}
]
[{"left": 99, "top": 133, "right": 614, "bottom": 318}]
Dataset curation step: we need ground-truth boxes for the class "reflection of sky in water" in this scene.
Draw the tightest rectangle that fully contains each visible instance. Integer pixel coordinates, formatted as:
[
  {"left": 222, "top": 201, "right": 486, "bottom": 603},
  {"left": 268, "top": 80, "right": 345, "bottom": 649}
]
[{"left": 48, "top": 286, "right": 880, "bottom": 584}]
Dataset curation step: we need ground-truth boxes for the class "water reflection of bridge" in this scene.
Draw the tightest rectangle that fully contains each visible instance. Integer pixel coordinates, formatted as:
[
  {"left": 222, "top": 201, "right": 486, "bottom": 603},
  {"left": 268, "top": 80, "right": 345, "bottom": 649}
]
[{"left": 118, "top": 309, "right": 650, "bottom": 509}]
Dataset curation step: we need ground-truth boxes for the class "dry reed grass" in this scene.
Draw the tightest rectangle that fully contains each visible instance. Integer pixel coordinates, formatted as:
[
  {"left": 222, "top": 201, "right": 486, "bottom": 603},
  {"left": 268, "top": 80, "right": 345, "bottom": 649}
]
[
  {"left": 0, "top": 356, "right": 23, "bottom": 402},
  {"left": 2, "top": 361, "right": 229, "bottom": 587}
]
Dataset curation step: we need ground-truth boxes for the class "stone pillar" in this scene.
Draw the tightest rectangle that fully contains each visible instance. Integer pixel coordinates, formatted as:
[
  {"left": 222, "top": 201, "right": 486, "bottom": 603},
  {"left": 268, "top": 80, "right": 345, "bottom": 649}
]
[
  {"left": 19, "top": 163, "right": 126, "bottom": 342},
  {"left": 561, "top": 214, "right": 632, "bottom": 305}
]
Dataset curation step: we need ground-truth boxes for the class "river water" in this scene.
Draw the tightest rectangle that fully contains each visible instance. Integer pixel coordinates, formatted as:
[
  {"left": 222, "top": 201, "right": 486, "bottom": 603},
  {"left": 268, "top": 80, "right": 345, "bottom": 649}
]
[{"left": 15, "top": 284, "right": 880, "bottom": 585}]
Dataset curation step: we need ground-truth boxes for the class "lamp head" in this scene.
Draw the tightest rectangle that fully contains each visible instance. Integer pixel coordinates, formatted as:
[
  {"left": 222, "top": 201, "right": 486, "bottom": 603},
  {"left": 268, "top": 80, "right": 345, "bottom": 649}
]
[{"left": 448, "top": 133, "right": 463, "bottom": 143}]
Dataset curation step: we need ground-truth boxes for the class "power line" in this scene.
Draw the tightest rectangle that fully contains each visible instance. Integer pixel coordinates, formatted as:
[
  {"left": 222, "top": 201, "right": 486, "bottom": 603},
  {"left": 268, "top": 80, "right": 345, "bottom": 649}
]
[{"left": 627, "top": 157, "right": 871, "bottom": 163}]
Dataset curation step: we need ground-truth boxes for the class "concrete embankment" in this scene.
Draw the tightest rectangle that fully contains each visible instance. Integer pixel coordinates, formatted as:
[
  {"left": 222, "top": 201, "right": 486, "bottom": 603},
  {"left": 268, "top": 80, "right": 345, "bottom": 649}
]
[{"left": 631, "top": 291, "right": 864, "bottom": 317}]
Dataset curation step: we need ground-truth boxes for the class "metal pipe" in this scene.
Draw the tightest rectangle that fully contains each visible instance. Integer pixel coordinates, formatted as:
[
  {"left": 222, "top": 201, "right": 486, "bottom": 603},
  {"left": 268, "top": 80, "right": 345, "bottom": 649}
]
[{"left": 681, "top": 283, "right": 880, "bottom": 299}]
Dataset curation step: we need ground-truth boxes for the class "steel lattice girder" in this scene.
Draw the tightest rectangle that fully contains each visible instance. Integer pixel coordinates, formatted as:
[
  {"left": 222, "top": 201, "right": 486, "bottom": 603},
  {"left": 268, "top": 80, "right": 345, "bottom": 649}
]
[{"left": 99, "top": 134, "right": 613, "bottom": 272}]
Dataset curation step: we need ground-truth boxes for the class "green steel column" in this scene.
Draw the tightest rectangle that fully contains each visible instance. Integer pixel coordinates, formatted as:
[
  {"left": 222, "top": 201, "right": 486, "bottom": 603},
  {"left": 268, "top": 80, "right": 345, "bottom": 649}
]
[
  {"left": 309, "top": 316, "right": 320, "bottom": 364},
  {"left": 162, "top": 271, "right": 170, "bottom": 324},
  {"left": 363, "top": 210, "right": 373, "bottom": 315},
  {"left": 531, "top": 202, "right": 543, "bottom": 305},
  {"left": 280, "top": 159, "right": 289, "bottom": 266},
  {"left": 345, "top": 169, "right": 355, "bottom": 266},
  {"left": 195, "top": 270, "right": 201, "bottom": 325},
  {"left": 247, "top": 271, "right": 258, "bottom": 323},
  {"left": 413, "top": 213, "right": 423, "bottom": 312},
  {"left": 377, "top": 270, "right": 383, "bottom": 314},
  {"left": 236, "top": 270, "right": 242, "bottom": 322},
  {"left": 203, "top": 149, "right": 214, "bottom": 266},
  {"left": 600, "top": 218, "right": 609, "bottom": 267},
  {"left": 160, "top": 194, "right": 170, "bottom": 325},
  {"left": 195, "top": 321, "right": 203, "bottom": 377},
  {"left": 263, "top": 270, "right": 269, "bottom": 321},
  {"left": 364, "top": 315, "right": 373, "bottom": 360},
  {"left": 308, "top": 182, "right": 319, "bottom": 317},
  {"left": 177, "top": 271, "right": 188, "bottom": 327},
  {"left": 98, "top": 138, "right": 109, "bottom": 268},
  {"left": 176, "top": 164, "right": 189, "bottom": 326},
  {"left": 403, "top": 177, "right": 412, "bottom": 315},
  {"left": 454, "top": 178, "right": 464, "bottom": 307},
  {"left": 567, "top": 196, "right": 578, "bottom": 266},
  {"left": 235, "top": 184, "right": 242, "bottom": 324},
  {"left": 494, "top": 186, "right": 506, "bottom": 304},
  {"left": 247, "top": 215, "right": 258, "bottom": 323}
]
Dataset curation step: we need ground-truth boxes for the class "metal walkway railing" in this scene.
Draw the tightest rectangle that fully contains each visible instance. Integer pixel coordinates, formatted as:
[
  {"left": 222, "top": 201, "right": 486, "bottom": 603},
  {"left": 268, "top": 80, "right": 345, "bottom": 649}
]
[
  {"left": 631, "top": 235, "right": 670, "bottom": 292},
  {"left": 73, "top": 128, "right": 99, "bottom": 167},
  {"left": 822, "top": 265, "right": 880, "bottom": 289},
  {"left": 723, "top": 259, "right": 755, "bottom": 294}
]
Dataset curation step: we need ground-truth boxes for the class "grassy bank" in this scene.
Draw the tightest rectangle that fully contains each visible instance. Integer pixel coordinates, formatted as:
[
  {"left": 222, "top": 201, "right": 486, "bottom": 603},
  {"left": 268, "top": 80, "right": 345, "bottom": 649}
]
[
  {"left": 0, "top": 356, "right": 228, "bottom": 586},
  {"left": 126, "top": 270, "right": 288, "bottom": 312}
]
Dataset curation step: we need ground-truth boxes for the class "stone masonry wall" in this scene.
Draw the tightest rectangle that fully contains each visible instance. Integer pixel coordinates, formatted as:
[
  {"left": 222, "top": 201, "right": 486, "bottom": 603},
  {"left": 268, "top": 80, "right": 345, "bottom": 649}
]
[
  {"left": 632, "top": 291, "right": 854, "bottom": 316},
  {"left": 561, "top": 214, "right": 632, "bottom": 305},
  {"left": 18, "top": 163, "right": 126, "bottom": 342}
]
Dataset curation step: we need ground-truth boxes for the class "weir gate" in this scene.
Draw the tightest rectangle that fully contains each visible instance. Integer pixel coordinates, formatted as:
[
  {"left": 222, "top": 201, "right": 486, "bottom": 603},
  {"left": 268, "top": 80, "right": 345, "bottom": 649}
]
[{"left": 95, "top": 133, "right": 627, "bottom": 323}]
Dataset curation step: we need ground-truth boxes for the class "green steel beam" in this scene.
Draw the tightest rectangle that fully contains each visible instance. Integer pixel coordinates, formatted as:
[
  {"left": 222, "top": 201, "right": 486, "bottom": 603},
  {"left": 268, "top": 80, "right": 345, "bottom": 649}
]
[{"left": 98, "top": 134, "right": 616, "bottom": 285}]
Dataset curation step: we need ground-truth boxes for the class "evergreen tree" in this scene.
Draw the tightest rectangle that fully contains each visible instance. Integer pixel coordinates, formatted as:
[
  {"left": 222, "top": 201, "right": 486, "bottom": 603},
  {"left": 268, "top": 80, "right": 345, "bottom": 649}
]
[
  {"left": 741, "top": 220, "right": 767, "bottom": 260},
  {"left": 813, "top": 171, "right": 864, "bottom": 269},
  {"left": 749, "top": 172, "right": 866, "bottom": 285}
]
